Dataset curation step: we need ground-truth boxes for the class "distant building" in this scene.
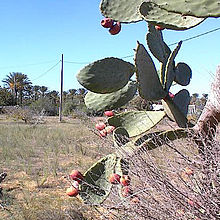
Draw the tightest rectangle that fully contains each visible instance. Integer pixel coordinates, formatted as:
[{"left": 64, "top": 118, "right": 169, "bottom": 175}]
[{"left": 152, "top": 104, "right": 164, "bottom": 111}]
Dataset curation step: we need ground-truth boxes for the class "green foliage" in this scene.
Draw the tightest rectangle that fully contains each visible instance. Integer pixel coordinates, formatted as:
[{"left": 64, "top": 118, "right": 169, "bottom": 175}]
[
  {"left": 84, "top": 81, "right": 137, "bottom": 112},
  {"left": 108, "top": 111, "right": 165, "bottom": 137},
  {"left": 76, "top": 57, "right": 134, "bottom": 94},
  {"left": 0, "top": 87, "right": 15, "bottom": 106},
  {"left": 74, "top": 0, "right": 220, "bottom": 206},
  {"left": 154, "top": 0, "right": 220, "bottom": 18},
  {"left": 30, "top": 97, "right": 58, "bottom": 116},
  {"left": 140, "top": 2, "right": 205, "bottom": 30},
  {"left": 79, "top": 154, "right": 117, "bottom": 205}
]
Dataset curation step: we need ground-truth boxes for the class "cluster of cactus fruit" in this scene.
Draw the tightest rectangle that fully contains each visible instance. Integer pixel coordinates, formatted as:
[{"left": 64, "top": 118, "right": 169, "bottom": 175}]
[{"left": 71, "top": 0, "right": 220, "bottom": 205}]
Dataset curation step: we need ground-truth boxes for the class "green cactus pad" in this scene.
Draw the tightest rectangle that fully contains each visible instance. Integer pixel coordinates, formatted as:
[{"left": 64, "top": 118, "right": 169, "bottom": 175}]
[
  {"left": 164, "top": 41, "right": 182, "bottom": 91},
  {"left": 136, "top": 128, "right": 189, "bottom": 150},
  {"left": 113, "top": 127, "right": 130, "bottom": 147},
  {"left": 76, "top": 57, "right": 134, "bottom": 94},
  {"left": 115, "top": 157, "right": 130, "bottom": 199},
  {"left": 79, "top": 154, "right": 117, "bottom": 205},
  {"left": 115, "top": 157, "right": 129, "bottom": 176},
  {"left": 162, "top": 95, "right": 188, "bottom": 128},
  {"left": 140, "top": 2, "right": 205, "bottom": 30},
  {"left": 146, "top": 24, "right": 171, "bottom": 63},
  {"left": 108, "top": 110, "right": 166, "bottom": 137},
  {"left": 174, "top": 62, "right": 192, "bottom": 86},
  {"left": 173, "top": 89, "right": 190, "bottom": 117},
  {"left": 135, "top": 42, "right": 167, "bottom": 101},
  {"left": 100, "top": 0, "right": 144, "bottom": 23},
  {"left": 85, "top": 81, "right": 137, "bottom": 112},
  {"left": 154, "top": 0, "right": 220, "bottom": 18}
]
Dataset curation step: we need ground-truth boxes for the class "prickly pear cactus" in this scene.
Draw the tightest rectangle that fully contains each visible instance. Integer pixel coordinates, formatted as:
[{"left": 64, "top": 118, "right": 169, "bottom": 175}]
[
  {"left": 139, "top": 2, "right": 205, "bottom": 30},
  {"left": 79, "top": 154, "right": 117, "bottom": 205},
  {"left": 73, "top": 0, "right": 220, "bottom": 205},
  {"left": 76, "top": 57, "right": 135, "bottom": 94},
  {"left": 153, "top": 0, "right": 220, "bottom": 18}
]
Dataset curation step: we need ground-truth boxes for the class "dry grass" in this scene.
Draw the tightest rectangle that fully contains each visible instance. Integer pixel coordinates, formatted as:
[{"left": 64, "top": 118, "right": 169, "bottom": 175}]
[{"left": 0, "top": 115, "right": 113, "bottom": 220}]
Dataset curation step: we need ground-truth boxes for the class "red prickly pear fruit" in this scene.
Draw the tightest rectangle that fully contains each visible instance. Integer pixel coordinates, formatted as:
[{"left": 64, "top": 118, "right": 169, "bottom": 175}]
[
  {"left": 66, "top": 186, "right": 79, "bottom": 197},
  {"left": 69, "top": 170, "right": 84, "bottom": 183},
  {"left": 121, "top": 186, "right": 132, "bottom": 197},
  {"left": 120, "top": 175, "right": 131, "bottom": 186},
  {"left": 169, "top": 92, "right": 175, "bottom": 99},
  {"left": 105, "top": 126, "right": 115, "bottom": 134},
  {"left": 72, "top": 181, "right": 79, "bottom": 189},
  {"left": 99, "top": 129, "right": 107, "bottom": 137},
  {"left": 109, "top": 173, "right": 121, "bottom": 184},
  {"left": 187, "top": 199, "right": 195, "bottom": 207},
  {"left": 95, "top": 122, "right": 106, "bottom": 131},
  {"left": 155, "top": 25, "right": 165, "bottom": 31},
  {"left": 104, "top": 110, "right": 114, "bottom": 117},
  {"left": 109, "top": 22, "right": 121, "bottom": 35},
  {"left": 101, "top": 18, "right": 114, "bottom": 28}
]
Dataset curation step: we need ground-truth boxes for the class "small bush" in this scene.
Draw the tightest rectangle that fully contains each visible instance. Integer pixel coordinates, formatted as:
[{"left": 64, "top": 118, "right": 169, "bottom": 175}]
[{"left": 30, "top": 97, "right": 58, "bottom": 116}]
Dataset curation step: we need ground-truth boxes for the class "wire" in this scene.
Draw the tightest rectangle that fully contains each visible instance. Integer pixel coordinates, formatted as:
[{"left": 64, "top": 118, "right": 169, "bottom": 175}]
[
  {"left": 0, "top": 59, "right": 58, "bottom": 70},
  {"left": 168, "top": 27, "right": 220, "bottom": 46},
  {"left": 64, "top": 61, "right": 90, "bottom": 64},
  {"left": 32, "top": 61, "right": 61, "bottom": 81}
]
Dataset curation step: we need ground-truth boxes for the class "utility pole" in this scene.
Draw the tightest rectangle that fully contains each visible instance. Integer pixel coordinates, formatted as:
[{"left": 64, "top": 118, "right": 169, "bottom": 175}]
[{"left": 59, "top": 54, "right": 64, "bottom": 122}]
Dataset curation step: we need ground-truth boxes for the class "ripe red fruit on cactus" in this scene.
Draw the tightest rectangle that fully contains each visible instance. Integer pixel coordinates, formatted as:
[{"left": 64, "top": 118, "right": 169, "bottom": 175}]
[
  {"left": 109, "top": 22, "right": 121, "bottom": 35},
  {"left": 120, "top": 175, "right": 131, "bottom": 186},
  {"left": 95, "top": 122, "right": 106, "bottom": 130},
  {"left": 72, "top": 180, "right": 79, "bottom": 189},
  {"left": 66, "top": 186, "right": 79, "bottom": 197},
  {"left": 109, "top": 173, "right": 121, "bottom": 184},
  {"left": 155, "top": 25, "right": 165, "bottom": 31},
  {"left": 101, "top": 18, "right": 114, "bottom": 28},
  {"left": 187, "top": 199, "right": 195, "bottom": 206},
  {"left": 69, "top": 170, "right": 83, "bottom": 183},
  {"left": 169, "top": 92, "right": 175, "bottom": 99},
  {"left": 121, "top": 186, "right": 132, "bottom": 197},
  {"left": 99, "top": 129, "right": 107, "bottom": 137},
  {"left": 105, "top": 126, "right": 115, "bottom": 134},
  {"left": 104, "top": 110, "right": 114, "bottom": 117}
]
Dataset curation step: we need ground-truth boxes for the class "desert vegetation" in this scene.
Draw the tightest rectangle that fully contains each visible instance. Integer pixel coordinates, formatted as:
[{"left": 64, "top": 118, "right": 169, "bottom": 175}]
[{"left": 1, "top": 0, "right": 220, "bottom": 219}]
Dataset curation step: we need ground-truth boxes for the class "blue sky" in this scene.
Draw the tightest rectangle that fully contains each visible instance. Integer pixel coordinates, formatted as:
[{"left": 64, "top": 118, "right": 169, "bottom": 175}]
[{"left": 0, "top": 0, "right": 220, "bottom": 96}]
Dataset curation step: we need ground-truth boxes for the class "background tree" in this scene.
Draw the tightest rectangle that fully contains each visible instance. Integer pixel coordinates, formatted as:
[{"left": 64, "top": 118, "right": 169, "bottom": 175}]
[{"left": 2, "top": 72, "right": 32, "bottom": 105}]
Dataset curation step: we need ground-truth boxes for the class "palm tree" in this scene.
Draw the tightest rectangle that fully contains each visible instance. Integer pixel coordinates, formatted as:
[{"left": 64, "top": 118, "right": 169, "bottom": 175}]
[
  {"left": 2, "top": 72, "right": 32, "bottom": 105},
  {"left": 33, "top": 85, "right": 41, "bottom": 101},
  {"left": 39, "top": 86, "right": 48, "bottom": 98}
]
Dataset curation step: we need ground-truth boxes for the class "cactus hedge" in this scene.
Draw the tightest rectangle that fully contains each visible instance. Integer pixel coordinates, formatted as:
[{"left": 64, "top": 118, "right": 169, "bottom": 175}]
[{"left": 74, "top": 0, "right": 220, "bottom": 205}]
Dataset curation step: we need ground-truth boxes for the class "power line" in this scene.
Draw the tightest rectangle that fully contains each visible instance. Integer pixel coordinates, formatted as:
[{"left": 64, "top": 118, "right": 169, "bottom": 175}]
[
  {"left": 64, "top": 61, "right": 90, "bottom": 64},
  {"left": 32, "top": 61, "right": 61, "bottom": 81},
  {"left": 168, "top": 27, "right": 220, "bottom": 46},
  {"left": 0, "top": 59, "right": 58, "bottom": 70}
]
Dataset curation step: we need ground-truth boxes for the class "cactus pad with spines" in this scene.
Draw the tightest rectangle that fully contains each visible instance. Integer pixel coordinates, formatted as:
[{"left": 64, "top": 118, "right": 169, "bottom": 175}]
[
  {"left": 135, "top": 128, "right": 189, "bottom": 150},
  {"left": 174, "top": 62, "right": 192, "bottom": 86},
  {"left": 135, "top": 42, "right": 167, "bottom": 100},
  {"left": 153, "top": 0, "right": 220, "bottom": 18},
  {"left": 84, "top": 81, "right": 137, "bottom": 112},
  {"left": 76, "top": 57, "right": 134, "bottom": 94},
  {"left": 108, "top": 110, "right": 166, "bottom": 137},
  {"left": 100, "top": 0, "right": 144, "bottom": 23},
  {"left": 146, "top": 24, "right": 171, "bottom": 63},
  {"left": 140, "top": 2, "right": 205, "bottom": 30},
  {"left": 113, "top": 127, "right": 130, "bottom": 147},
  {"left": 162, "top": 95, "right": 188, "bottom": 128},
  {"left": 164, "top": 41, "right": 182, "bottom": 91},
  {"left": 79, "top": 154, "right": 117, "bottom": 205},
  {"left": 173, "top": 89, "right": 190, "bottom": 117}
]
